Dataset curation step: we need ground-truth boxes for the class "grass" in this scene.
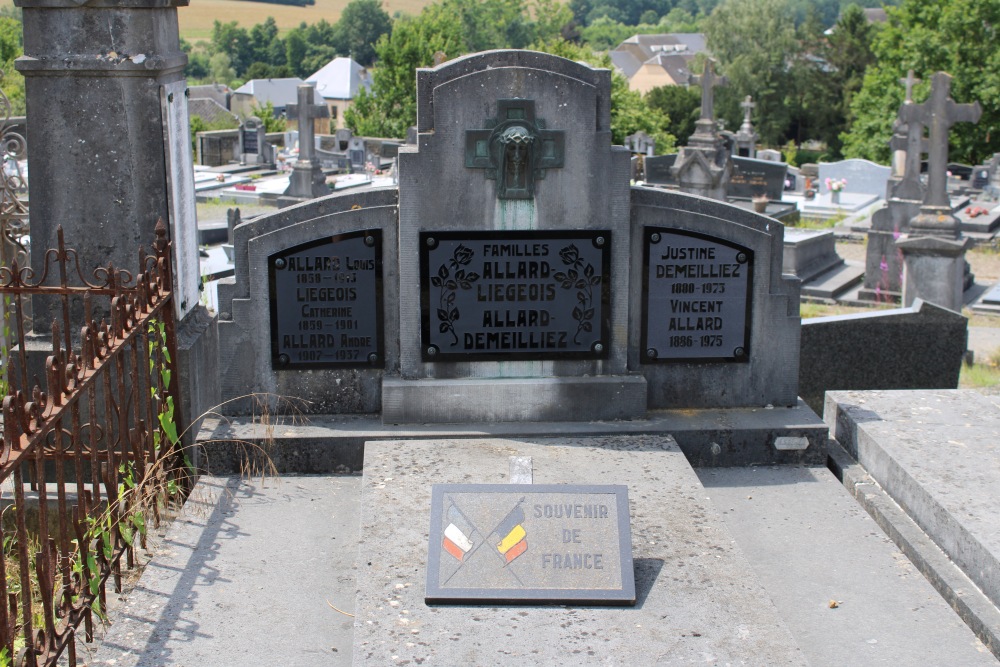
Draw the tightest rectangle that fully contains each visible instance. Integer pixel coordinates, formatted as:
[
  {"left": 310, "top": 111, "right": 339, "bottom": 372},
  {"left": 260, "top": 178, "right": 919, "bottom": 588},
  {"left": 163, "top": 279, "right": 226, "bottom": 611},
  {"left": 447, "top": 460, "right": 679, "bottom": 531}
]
[{"left": 960, "top": 345, "right": 1000, "bottom": 389}]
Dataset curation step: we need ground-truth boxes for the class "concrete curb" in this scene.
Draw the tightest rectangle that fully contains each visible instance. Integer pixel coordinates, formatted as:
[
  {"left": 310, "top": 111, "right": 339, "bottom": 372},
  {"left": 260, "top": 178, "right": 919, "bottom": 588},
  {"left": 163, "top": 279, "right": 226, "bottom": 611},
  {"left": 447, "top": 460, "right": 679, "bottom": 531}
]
[{"left": 827, "top": 440, "right": 1000, "bottom": 660}]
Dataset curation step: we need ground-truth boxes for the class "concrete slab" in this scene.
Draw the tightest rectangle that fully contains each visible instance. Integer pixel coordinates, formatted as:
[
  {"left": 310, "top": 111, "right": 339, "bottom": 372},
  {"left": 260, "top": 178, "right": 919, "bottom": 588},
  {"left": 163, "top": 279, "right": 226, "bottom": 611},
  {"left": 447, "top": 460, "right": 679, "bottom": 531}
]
[
  {"left": 92, "top": 475, "right": 361, "bottom": 667},
  {"left": 199, "top": 400, "right": 828, "bottom": 473},
  {"left": 826, "top": 389, "right": 1000, "bottom": 616},
  {"left": 799, "top": 261, "right": 865, "bottom": 300},
  {"left": 353, "top": 437, "right": 807, "bottom": 666},
  {"left": 698, "top": 465, "right": 995, "bottom": 666}
]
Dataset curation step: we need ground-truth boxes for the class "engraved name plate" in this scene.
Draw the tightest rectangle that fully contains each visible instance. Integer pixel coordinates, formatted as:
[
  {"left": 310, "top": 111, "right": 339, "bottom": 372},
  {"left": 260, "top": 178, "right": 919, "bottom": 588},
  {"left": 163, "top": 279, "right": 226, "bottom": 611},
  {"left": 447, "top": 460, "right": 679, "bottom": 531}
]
[
  {"left": 419, "top": 231, "right": 611, "bottom": 361},
  {"left": 269, "top": 230, "right": 383, "bottom": 369},
  {"left": 641, "top": 227, "right": 753, "bottom": 363}
]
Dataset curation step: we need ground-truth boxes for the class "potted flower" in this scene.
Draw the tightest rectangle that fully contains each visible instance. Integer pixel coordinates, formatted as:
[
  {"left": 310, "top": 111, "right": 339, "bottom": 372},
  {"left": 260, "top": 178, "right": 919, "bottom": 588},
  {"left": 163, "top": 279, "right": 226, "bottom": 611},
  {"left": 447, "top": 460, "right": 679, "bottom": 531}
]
[{"left": 825, "top": 177, "right": 847, "bottom": 204}]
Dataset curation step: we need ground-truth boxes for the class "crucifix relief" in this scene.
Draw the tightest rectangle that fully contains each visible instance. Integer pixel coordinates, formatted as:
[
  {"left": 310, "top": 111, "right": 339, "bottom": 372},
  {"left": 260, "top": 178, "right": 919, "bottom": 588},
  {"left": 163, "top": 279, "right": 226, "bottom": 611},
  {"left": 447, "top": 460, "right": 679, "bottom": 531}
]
[{"left": 465, "top": 99, "right": 565, "bottom": 200}]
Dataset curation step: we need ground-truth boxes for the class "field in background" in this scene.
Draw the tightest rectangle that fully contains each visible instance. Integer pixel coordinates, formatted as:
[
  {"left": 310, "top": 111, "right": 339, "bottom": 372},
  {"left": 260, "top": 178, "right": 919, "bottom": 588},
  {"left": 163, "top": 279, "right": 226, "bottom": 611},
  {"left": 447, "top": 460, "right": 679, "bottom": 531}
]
[{"left": 0, "top": 0, "right": 435, "bottom": 41}]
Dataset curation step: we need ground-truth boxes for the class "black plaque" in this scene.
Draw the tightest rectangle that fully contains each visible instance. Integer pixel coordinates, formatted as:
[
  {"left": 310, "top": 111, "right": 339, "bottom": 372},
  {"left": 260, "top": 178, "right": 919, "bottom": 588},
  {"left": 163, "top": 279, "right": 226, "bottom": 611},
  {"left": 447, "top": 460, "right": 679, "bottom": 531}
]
[
  {"left": 641, "top": 227, "right": 752, "bottom": 363},
  {"left": 419, "top": 231, "right": 611, "bottom": 361},
  {"left": 269, "top": 230, "right": 383, "bottom": 369},
  {"left": 242, "top": 126, "right": 258, "bottom": 154},
  {"left": 426, "top": 484, "right": 635, "bottom": 605},
  {"left": 729, "top": 156, "right": 787, "bottom": 200}
]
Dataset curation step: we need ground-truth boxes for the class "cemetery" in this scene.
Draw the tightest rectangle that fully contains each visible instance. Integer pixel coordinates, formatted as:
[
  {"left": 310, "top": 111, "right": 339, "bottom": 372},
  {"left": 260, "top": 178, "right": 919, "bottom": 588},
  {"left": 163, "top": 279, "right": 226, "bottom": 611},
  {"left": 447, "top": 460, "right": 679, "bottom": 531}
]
[{"left": 1, "top": 0, "right": 1000, "bottom": 664}]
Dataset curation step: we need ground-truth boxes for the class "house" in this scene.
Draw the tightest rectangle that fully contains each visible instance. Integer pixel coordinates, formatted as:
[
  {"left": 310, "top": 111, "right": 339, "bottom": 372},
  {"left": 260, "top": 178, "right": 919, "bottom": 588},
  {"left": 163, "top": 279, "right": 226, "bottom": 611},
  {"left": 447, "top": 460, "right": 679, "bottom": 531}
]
[
  {"left": 306, "top": 57, "right": 373, "bottom": 130},
  {"left": 610, "top": 33, "right": 708, "bottom": 94},
  {"left": 230, "top": 77, "right": 322, "bottom": 119}
]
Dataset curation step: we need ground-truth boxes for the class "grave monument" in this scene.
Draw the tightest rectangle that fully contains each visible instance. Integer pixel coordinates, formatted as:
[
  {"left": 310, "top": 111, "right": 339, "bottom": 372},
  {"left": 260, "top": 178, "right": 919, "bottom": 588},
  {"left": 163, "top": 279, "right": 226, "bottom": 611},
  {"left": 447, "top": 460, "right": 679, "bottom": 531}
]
[
  {"left": 279, "top": 83, "right": 330, "bottom": 206},
  {"left": 671, "top": 59, "right": 732, "bottom": 199},
  {"left": 734, "top": 95, "right": 758, "bottom": 158},
  {"left": 896, "top": 71, "right": 980, "bottom": 312}
]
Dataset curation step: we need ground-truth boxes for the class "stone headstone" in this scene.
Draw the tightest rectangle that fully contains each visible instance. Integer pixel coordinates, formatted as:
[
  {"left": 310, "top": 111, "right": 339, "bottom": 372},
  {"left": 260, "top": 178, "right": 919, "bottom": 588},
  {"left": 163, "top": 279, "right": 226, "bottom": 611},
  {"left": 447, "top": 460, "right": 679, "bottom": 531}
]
[
  {"left": 625, "top": 130, "right": 655, "bottom": 157},
  {"left": 239, "top": 116, "right": 273, "bottom": 166},
  {"left": 756, "top": 149, "right": 782, "bottom": 162},
  {"left": 817, "top": 159, "right": 891, "bottom": 199},
  {"left": 643, "top": 153, "right": 677, "bottom": 186},
  {"left": 734, "top": 95, "right": 758, "bottom": 158},
  {"left": 728, "top": 156, "right": 787, "bottom": 201},
  {"left": 280, "top": 83, "right": 330, "bottom": 205},
  {"left": 672, "top": 59, "right": 731, "bottom": 200}
]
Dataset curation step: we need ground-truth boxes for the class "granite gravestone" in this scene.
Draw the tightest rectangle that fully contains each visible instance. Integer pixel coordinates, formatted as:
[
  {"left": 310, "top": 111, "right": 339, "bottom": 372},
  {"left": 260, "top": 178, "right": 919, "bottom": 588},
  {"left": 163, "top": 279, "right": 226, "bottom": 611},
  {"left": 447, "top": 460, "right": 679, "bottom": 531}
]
[
  {"left": 817, "top": 159, "right": 891, "bottom": 199},
  {"left": 643, "top": 154, "right": 677, "bottom": 186},
  {"left": 728, "top": 156, "right": 787, "bottom": 201},
  {"left": 239, "top": 117, "right": 271, "bottom": 166}
]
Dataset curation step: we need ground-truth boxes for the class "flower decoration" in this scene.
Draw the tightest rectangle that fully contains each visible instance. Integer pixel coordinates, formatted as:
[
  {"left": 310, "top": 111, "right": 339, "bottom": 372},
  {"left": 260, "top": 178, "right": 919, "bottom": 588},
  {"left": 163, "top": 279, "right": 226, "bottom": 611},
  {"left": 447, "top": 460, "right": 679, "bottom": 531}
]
[{"left": 824, "top": 177, "right": 847, "bottom": 193}]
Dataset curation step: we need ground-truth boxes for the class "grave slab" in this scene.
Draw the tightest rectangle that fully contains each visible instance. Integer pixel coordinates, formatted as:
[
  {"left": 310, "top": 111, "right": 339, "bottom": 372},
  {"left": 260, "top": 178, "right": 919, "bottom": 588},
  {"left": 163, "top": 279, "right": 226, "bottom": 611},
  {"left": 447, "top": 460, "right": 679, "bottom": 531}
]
[
  {"left": 798, "top": 262, "right": 865, "bottom": 300},
  {"left": 783, "top": 228, "right": 844, "bottom": 283},
  {"left": 826, "top": 389, "right": 1000, "bottom": 615},
  {"left": 698, "top": 465, "right": 995, "bottom": 666},
  {"left": 92, "top": 475, "right": 361, "bottom": 667},
  {"left": 353, "top": 437, "right": 807, "bottom": 666}
]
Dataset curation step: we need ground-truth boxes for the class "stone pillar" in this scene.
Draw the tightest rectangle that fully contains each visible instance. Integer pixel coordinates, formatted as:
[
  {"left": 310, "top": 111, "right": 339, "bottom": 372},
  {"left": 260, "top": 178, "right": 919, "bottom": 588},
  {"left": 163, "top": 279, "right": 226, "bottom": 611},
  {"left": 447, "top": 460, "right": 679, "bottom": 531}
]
[
  {"left": 16, "top": 0, "right": 218, "bottom": 444},
  {"left": 897, "top": 236, "right": 970, "bottom": 312}
]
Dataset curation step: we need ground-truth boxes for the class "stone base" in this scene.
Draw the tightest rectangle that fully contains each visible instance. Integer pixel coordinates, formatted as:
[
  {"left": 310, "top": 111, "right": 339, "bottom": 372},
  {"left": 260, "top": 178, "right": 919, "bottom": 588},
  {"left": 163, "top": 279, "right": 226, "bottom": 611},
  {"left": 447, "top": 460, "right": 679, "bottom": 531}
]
[
  {"left": 353, "top": 437, "right": 805, "bottom": 664},
  {"left": 175, "top": 305, "right": 220, "bottom": 463},
  {"left": 863, "top": 227, "right": 905, "bottom": 295},
  {"left": 897, "top": 235, "right": 971, "bottom": 312},
  {"left": 382, "top": 375, "right": 647, "bottom": 423},
  {"left": 783, "top": 228, "right": 844, "bottom": 282}
]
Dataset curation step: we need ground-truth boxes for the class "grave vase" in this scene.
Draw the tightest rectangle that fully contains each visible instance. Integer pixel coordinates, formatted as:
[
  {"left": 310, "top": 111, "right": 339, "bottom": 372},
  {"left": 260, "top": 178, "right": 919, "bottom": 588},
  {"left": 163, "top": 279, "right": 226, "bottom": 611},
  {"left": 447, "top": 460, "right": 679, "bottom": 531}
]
[{"left": 831, "top": 190, "right": 841, "bottom": 205}]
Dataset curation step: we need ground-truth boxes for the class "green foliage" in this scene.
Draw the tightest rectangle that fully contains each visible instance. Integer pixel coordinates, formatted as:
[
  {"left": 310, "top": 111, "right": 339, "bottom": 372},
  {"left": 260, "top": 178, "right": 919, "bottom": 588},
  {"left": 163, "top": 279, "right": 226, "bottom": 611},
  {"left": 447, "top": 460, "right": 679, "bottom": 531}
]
[
  {"left": 580, "top": 17, "right": 635, "bottom": 51},
  {"left": 336, "top": 0, "right": 393, "bottom": 66},
  {"left": 0, "top": 16, "right": 24, "bottom": 115},
  {"left": 645, "top": 84, "right": 699, "bottom": 144},
  {"left": 705, "top": 0, "right": 798, "bottom": 146},
  {"left": 843, "top": 0, "right": 1000, "bottom": 165},
  {"left": 249, "top": 100, "right": 287, "bottom": 132}
]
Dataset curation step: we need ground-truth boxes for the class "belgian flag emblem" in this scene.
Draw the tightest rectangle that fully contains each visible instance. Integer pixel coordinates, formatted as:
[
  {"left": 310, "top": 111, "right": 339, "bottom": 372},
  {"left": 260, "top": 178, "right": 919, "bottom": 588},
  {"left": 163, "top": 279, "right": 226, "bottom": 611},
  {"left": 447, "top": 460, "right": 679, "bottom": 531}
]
[{"left": 494, "top": 505, "right": 528, "bottom": 564}]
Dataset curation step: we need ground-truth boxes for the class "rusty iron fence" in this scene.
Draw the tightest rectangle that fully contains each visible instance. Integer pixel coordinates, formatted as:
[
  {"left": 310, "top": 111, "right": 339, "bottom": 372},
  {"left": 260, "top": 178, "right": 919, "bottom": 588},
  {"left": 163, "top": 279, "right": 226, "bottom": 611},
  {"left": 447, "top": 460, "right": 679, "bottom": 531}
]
[{"left": 0, "top": 221, "right": 186, "bottom": 666}]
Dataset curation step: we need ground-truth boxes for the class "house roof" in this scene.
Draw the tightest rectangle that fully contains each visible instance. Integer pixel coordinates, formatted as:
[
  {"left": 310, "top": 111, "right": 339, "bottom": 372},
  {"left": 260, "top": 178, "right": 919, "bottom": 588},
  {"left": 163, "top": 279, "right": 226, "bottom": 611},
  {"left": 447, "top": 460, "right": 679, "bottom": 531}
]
[
  {"left": 187, "top": 83, "right": 232, "bottom": 108},
  {"left": 233, "top": 78, "right": 321, "bottom": 107},
  {"left": 611, "top": 33, "right": 707, "bottom": 87},
  {"left": 187, "top": 98, "right": 239, "bottom": 127},
  {"left": 306, "top": 57, "right": 372, "bottom": 101}
]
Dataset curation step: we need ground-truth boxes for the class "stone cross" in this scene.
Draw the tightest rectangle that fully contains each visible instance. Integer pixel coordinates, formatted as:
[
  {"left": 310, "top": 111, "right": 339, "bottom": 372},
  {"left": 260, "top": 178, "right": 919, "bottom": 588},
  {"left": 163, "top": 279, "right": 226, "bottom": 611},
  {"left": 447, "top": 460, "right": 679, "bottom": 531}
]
[
  {"left": 740, "top": 96, "right": 755, "bottom": 127},
  {"left": 900, "top": 70, "right": 921, "bottom": 104},
  {"left": 900, "top": 71, "right": 981, "bottom": 209},
  {"left": 287, "top": 83, "right": 329, "bottom": 165},
  {"left": 691, "top": 59, "right": 727, "bottom": 122}
]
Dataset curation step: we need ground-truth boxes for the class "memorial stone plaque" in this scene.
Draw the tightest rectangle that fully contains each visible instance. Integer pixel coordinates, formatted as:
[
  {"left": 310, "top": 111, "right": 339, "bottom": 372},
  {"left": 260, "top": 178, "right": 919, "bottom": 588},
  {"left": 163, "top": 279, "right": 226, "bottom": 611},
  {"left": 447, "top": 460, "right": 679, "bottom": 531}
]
[
  {"left": 268, "top": 230, "right": 383, "bottom": 368},
  {"left": 641, "top": 227, "right": 752, "bottom": 363},
  {"left": 242, "top": 121, "right": 259, "bottom": 154},
  {"left": 419, "top": 231, "right": 611, "bottom": 361},
  {"left": 426, "top": 484, "right": 635, "bottom": 605},
  {"left": 644, "top": 154, "right": 678, "bottom": 185}
]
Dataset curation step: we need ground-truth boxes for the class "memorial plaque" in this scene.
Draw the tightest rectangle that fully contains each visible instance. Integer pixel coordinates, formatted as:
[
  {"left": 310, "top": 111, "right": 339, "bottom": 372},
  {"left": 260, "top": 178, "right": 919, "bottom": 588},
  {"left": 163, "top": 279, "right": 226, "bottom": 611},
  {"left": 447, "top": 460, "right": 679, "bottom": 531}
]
[
  {"left": 419, "top": 231, "right": 611, "bottom": 361},
  {"left": 268, "top": 230, "right": 383, "bottom": 369},
  {"left": 242, "top": 124, "right": 259, "bottom": 154},
  {"left": 641, "top": 227, "right": 752, "bottom": 363},
  {"left": 426, "top": 484, "right": 635, "bottom": 605}
]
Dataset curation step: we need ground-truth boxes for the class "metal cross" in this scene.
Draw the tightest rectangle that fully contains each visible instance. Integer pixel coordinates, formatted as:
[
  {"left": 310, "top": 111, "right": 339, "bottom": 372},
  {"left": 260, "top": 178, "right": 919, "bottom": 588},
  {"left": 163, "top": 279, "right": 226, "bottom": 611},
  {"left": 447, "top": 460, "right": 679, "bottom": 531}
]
[
  {"left": 287, "top": 83, "right": 329, "bottom": 164},
  {"left": 691, "top": 59, "right": 727, "bottom": 122},
  {"left": 900, "top": 71, "right": 981, "bottom": 208},
  {"left": 900, "top": 70, "right": 921, "bottom": 104}
]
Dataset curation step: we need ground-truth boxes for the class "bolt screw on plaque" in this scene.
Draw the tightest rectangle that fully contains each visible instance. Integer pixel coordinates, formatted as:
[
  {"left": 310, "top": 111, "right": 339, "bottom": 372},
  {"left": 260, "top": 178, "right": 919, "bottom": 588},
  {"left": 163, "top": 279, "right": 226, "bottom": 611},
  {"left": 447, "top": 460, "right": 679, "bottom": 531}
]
[
  {"left": 368, "top": 353, "right": 379, "bottom": 365},
  {"left": 592, "top": 342, "right": 604, "bottom": 354},
  {"left": 734, "top": 347, "right": 744, "bottom": 357},
  {"left": 650, "top": 233, "right": 661, "bottom": 244},
  {"left": 275, "top": 258, "right": 287, "bottom": 270},
  {"left": 426, "top": 236, "right": 437, "bottom": 248},
  {"left": 594, "top": 235, "right": 606, "bottom": 247},
  {"left": 426, "top": 345, "right": 438, "bottom": 357},
  {"left": 646, "top": 348, "right": 658, "bottom": 359},
  {"left": 365, "top": 235, "right": 376, "bottom": 247},
  {"left": 736, "top": 252, "right": 748, "bottom": 264},
  {"left": 278, "top": 353, "right": 290, "bottom": 366}
]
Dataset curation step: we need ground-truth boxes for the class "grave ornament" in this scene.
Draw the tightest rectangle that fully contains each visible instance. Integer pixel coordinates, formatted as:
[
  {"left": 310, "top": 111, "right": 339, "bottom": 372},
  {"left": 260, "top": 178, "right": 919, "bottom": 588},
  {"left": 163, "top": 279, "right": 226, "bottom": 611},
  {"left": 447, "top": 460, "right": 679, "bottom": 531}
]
[
  {"left": 672, "top": 59, "right": 732, "bottom": 200},
  {"left": 465, "top": 99, "right": 565, "bottom": 200},
  {"left": 282, "top": 83, "right": 330, "bottom": 202}
]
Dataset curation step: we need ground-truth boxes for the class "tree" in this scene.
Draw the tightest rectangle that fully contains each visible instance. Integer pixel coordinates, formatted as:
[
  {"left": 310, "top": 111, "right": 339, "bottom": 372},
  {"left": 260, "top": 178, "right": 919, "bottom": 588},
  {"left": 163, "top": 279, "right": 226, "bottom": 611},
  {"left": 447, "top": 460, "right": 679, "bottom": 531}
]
[
  {"left": 249, "top": 101, "right": 287, "bottom": 132},
  {"left": 211, "top": 21, "right": 253, "bottom": 76},
  {"left": 645, "top": 84, "right": 700, "bottom": 143},
  {"left": 842, "top": 0, "right": 1000, "bottom": 164},
  {"left": 335, "top": 0, "right": 392, "bottom": 67},
  {"left": 704, "top": 0, "right": 798, "bottom": 145}
]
